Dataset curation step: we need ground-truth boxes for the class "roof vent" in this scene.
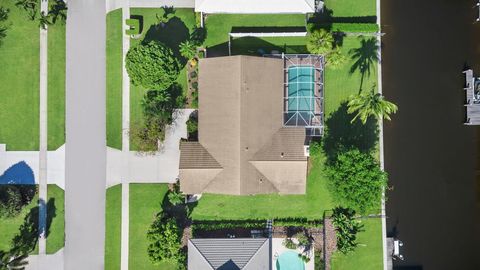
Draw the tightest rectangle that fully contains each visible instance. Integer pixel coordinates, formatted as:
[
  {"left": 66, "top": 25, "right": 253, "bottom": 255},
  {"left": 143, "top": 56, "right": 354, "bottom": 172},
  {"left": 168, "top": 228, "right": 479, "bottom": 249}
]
[{"left": 280, "top": 152, "right": 284, "bottom": 158}]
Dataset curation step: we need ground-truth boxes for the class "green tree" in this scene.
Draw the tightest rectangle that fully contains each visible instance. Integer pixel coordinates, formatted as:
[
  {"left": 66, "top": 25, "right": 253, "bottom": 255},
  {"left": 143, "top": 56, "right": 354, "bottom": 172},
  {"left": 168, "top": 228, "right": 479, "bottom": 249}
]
[
  {"left": 0, "top": 250, "right": 28, "bottom": 270},
  {"left": 179, "top": 40, "right": 196, "bottom": 62},
  {"left": 126, "top": 41, "right": 180, "bottom": 90},
  {"left": 307, "top": 29, "right": 334, "bottom": 55},
  {"left": 147, "top": 216, "right": 183, "bottom": 265},
  {"left": 326, "top": 48, "right": 347, "bottom": 69},
  {"left": 48, "top": 0, "right": 67, "bottom": 24},
  {"left": 331, "top": 207, "right": 364, "bottom": 254},
  {"left": 349, "top": 37, "right": 379, "bottom": 91},
  {"left": 167, "top": 182, "right": 185, "bottom": 206},
  {"left": 347, "top": 87, "right": 398, "bottom": 124},
  {"left": 324, "top": 149, "right": 387, "bottom": 214},
  {"left": 0, "top": 185, "right": 36, "bottom": 218}
]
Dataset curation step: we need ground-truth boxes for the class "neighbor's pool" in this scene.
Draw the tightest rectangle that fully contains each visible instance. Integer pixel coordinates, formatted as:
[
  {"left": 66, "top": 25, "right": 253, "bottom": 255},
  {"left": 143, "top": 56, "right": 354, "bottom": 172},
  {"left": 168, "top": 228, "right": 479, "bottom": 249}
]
[{"left": 276, "top": 251, "right": 305, "bottom": 270}]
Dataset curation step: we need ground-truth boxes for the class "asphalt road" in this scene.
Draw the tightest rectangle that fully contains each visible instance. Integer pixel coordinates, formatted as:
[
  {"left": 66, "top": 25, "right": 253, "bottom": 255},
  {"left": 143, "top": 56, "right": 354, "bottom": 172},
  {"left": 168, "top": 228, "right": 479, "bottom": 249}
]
[
  {"left": 64, "top": 0, "right": 107, "bottom": 269},
  {"left": 382, "top": 0, "right": 480, "bottom": 269}
]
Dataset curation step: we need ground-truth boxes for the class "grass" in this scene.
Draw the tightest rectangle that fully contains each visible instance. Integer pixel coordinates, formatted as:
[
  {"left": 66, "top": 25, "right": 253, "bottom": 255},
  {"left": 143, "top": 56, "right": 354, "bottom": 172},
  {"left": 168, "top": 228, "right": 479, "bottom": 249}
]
[
  {"left": 46, "top": 184, "right": 65, "bottom": 254},
  {"left": 331, "top": 218, "right": 383, "bottom": 269},
  {"left": 191, "top": 153, "right": 334, "bottom": 220},
  {"left": 129, "top": 183, "right": 178, "bottom": 270},
  {"left": 106, "top": 9, "right": 123, "bottom": 150},
  {"left": 128, "top": 8, "right": 196, "bottom": 150},
  {"left": 0, "top": 187, "right": 38, "bottom": 253},
  {"left": 324, "top": 0, "right": 376, "bottom": 17},
  {"left": 105, "top": 184, "right": 122, "bottom": 270},
  {"left": 231, "top": 36, "right": 307, "bottom": 55},
  {"left": 47, "top": 22, "right": 66, "bottom": 150},
  {"left": 0, "top": 1, "right": 39, "bottom": 150}
]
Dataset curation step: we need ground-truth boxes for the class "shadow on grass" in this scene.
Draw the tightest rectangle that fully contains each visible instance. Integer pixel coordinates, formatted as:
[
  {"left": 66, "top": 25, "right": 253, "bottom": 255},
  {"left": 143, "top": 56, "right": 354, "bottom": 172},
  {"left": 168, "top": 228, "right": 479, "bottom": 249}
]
[
  {"left": 10, "top": 198, "right": 56, "bottom": 254},
  {"left": 143, "top": 16, "right": 190, "bottom": 64},
  {"left": 349, "top": 37, "right": 379, "bottom": 92},
  {"left": 308, "top": 7, "right": 377, "bottom": 31},
  {"left": 322, "top": 102, "right": 378, "bottom": 163}
]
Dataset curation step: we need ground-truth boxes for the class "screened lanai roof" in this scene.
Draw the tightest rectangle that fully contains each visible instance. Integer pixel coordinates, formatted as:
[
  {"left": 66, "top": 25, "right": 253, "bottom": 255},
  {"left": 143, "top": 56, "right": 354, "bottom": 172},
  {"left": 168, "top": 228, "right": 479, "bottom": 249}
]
[{"left": 195, "top": 0, "right": 315, "bottom": 14}]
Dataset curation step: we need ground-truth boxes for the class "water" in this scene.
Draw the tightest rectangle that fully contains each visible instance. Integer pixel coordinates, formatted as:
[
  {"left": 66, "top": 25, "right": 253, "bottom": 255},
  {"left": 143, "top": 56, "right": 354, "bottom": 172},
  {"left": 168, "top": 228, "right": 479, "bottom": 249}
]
[{"left": 381, "top": 0, "right": 480, "bottom": 269}]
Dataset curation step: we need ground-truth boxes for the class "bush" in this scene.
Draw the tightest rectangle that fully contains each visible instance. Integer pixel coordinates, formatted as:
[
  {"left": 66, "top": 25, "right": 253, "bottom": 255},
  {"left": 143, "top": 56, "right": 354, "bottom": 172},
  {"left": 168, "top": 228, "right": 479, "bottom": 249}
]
[
  {"left": 331, "top": 207, "right": 364, "bottom": 254},
  {"left": 324, "top": 149, "right": 387, "bottom": 214},
  {"left": 307, "top": 29, "right": 334, "bottom": 55},
  {"left": 283, "top": 238, "right": 297, "bottom": 250},
  {"left": 293, "top": 232, "right": 310, "bottom": 247},
  {"left": 168, "top": 183, "right": 185, "bottom": 206},
  {"left": 147, "top": 216, "right": 184, "bottom": 265},
  {"left": 126, "top": 41, "right": 180, "bottom": 90},
  {"left": 0, "top": 185, "right": 36, "bottom": 218}
]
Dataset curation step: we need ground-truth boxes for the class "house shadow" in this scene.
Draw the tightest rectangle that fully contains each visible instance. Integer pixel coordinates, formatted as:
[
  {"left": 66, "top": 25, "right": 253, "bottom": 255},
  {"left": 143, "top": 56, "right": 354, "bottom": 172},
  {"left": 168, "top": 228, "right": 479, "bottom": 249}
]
[
  {"left": 321, "top": 102, "right": 378, "bottom": 163},
  {"left": 0, "top": 161, "right": 35, "bottom": 185},
  {"left": 307, "top": 7, "right": 377, "bottom": 31},
  {"left": 142, "top": 16, "right": 190, "bottom": 64}
]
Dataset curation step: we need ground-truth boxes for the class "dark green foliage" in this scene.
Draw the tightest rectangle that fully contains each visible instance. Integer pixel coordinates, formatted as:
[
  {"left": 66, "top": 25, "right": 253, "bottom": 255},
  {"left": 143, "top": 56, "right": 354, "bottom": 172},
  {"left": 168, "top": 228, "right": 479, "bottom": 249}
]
[
  {"left": 283, "top": 238, "right": 297, "bottom": 249},
  {"left": 167, "top": 183, "right": 185, "bottom": 206},
  {"left": 186, "top": 111, "right": 198, "bottom": 140},
  {"left": 331, "top": 207, "right": 364, "bottom": 254},
  {"left": 309, "top": 23, "right": 379, "bottom": 33},
  {"left": 309, "top": 141, "right": 321, "bottom": 157},
  {"left": 0, "top": 7, "right": 9, "bottom": 22},
  {"left": 314, "top": 250, "right": 325, "bottom": 270},
  {"left": 147, "top": 216, "right": 184, "bottom": 265},
  {"left": 0, "top": 7, "right": 9, "bottom": 47},
  {"left": 126, "top": 41, "right": 180, "bottom": 90},
  {"left": 48, "top": 0, "right": 67, "bottom": 24},
  {"left": 0, "top": 250, "right": 28, "bottom": 270},
  {"left": 294, "top": 232, "right": 310, "bottom": 247},
  {"left": 0, "top": 185, "right": 35, "bottom": 218},
  {"left": 324, "top": 149, "right": 387, "bottom": 214},
  {"left": 14, "top": 0, "right": 37, "bottom": 20},
  {"left": 38, "top": 11, "right": 52, "bottom": 30},
  {"left": 192, "top": 218, "right": 322, "bottom": 232}
]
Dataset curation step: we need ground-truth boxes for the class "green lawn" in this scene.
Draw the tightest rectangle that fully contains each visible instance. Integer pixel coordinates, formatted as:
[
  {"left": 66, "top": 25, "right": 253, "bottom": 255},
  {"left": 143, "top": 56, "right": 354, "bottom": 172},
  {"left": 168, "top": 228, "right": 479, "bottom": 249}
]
[
  {"left": 46, "top": 184, "right": 65, "bottom": 254},
  {"left": 129, "top": 183, "right": 178, "bottom": 270},
  {"left": 324, "top": 0, "right": 376, "bottom": 17},
  {"left": 205, "top": 14, "right": 305, "bottom": 56},
  {"left": 331, "top": 218, "right": 383, "bottom": 269},
  {"left": 106, "top": 9, "right": 123, "bottom": 150},
  {"left": 47, "top": 22, "right": 66, "bottom": 150},
  {"left": 0, "top": 187, "right": 38, "bottom": 253},
  {"left": 231, "top": 36, "right": 307, "bottom": 55},
  {"left": 128, "top": 8, "right": 196, "bottom": 150},
  {"left": 0, "top": 1, "right": 39, "bottom": 150},
  {"left": 105, "top": 184, "right": 122, "bottom": 270}
]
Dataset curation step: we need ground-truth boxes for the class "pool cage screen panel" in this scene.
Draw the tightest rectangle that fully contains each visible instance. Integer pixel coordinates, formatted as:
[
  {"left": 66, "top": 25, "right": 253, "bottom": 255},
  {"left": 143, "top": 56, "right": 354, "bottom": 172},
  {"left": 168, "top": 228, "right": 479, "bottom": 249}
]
[{"left": 282, "top": 54, "right": 324, "bottom": 136}]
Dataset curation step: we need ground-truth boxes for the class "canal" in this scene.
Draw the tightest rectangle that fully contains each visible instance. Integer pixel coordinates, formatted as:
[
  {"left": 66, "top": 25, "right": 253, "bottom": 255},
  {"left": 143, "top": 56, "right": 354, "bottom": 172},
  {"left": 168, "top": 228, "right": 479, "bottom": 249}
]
[{"left": 381, "top": 0, "right": 480, "bottom": 269}]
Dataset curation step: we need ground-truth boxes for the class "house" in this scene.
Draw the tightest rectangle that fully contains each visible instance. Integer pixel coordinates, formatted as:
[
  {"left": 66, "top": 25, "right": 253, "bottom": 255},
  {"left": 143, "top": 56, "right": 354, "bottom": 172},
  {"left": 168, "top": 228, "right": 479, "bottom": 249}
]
[
  {"left": 179, "top": 55, "right": 324, "bottom": 195},
  {"left": 188, "top": 238, "right": 271, "bottom": 270}
]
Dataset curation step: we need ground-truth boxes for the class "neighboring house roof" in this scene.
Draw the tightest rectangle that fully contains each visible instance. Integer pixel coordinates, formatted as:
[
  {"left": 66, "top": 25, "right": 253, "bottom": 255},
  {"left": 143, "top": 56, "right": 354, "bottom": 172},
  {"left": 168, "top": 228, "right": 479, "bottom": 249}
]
[
  {"left": 188, "top": 238, "right": 270, "bottom": 270},
  {"left": 179, "top": 56, "right": 307, "bottom": 195},
  {"left": 195, "top": 0, "right": 315, "bottom": 14}
]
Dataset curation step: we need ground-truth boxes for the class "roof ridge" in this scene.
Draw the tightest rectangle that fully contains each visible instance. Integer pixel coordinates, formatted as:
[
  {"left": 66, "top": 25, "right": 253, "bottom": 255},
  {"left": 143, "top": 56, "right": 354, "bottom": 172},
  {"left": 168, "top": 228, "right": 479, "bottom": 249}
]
[
  {"left": 241, "top": 238, "right": 269, "bottom": 269},
  {"left": 189, "top": 240, "right": 215, "bottom": 270},
  {"left": 180, "top": 141, "right": 223, "bottom": 169}
]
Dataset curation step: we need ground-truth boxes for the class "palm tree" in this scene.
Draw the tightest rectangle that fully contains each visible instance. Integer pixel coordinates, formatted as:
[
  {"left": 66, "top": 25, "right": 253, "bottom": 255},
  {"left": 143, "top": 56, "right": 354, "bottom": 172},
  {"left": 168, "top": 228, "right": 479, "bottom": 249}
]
[
  {"left": 326, "top": 48, "right": 347, "bottom": 69},
  {"left": 347, "top": 87, "right": 398, "bottom": 124},
  {"left": 349, "top": 37, "right": 379, "bottom": 92},
  {"left": 307, "top": 29, "right": 334, "bottom": 55},
  {"left": 179, "top": 40, "right": 196, "bottom": 64},
  {"left": 38, "top": 11, "right": 51, "bottom": 30},
  {"left": 0, "top": 250, "right": 28, "bottom": 270}
]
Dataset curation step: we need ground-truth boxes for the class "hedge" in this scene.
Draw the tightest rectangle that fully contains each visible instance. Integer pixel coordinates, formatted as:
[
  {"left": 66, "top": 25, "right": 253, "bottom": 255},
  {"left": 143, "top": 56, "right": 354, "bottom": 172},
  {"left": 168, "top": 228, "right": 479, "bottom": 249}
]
[
  {"left": 192, "top": 217, "right": 323, "bottom": 231},
  {"left": 308, "top": 23, "right": 379, "bottom": 33}
]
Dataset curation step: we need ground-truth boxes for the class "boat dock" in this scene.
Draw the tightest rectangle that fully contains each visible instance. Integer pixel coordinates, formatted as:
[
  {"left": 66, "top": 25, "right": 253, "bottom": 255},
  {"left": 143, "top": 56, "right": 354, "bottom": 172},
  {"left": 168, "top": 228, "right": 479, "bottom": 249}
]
[{"left": 463, "top": 69, "right": 480, "bottom": 125}]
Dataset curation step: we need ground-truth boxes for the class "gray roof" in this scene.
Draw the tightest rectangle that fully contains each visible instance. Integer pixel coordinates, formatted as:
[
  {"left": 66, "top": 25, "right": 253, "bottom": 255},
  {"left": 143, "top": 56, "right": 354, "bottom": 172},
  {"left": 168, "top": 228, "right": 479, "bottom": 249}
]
[{"left": 188, "top": 238, "right": 270, "bottom": 270}]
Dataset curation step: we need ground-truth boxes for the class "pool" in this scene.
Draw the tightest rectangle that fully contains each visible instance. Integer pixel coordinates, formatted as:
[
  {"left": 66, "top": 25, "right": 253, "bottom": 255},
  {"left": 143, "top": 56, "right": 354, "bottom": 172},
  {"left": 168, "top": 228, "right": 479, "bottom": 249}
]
[
  {"left": 287, "top": 65, "right": 315, "bottom": 112},
  {"left": 276, "top": 251, "right": 305, "bottom": 270}
]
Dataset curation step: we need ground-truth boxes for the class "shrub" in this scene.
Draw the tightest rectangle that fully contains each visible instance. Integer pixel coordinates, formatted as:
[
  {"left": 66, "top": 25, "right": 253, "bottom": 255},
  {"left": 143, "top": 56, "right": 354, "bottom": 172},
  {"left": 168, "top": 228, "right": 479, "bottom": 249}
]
[
  {"left": 293, "top": 232, "right": 310, "bottom": 247},
  {"left": 147, "top": 216, "right": 183, "bottom": 265},
  {"left": 0, "top": 185, "right": 36, "bottom": 218},
  {"left": 331, "top": 207, "right": 364, "bottom": 254},
  {"left": 283, "top": 238, "right": 297, "bottom": 250},
  {"left": 307, "top": 29, "right": 334, "bottom": 55},
  {"left": 324, "top": 149, "right": 387, "bottom": 214},
  {"left": 168, "top": 183, "right": 185, "bottom": 206},
  {"left": 126, "top": 41, "right": 180, "bottom": 90},
  {"left": 299, "top": 254, "right": 311, "bottom": 263}
]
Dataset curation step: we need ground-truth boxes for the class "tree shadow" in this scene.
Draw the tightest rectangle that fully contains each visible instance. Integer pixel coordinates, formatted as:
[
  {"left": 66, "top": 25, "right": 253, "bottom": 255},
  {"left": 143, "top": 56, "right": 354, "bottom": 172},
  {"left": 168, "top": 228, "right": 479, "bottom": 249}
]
[
  {"left": 308, "top": 7, "right": 377, "bottom": 31},
  {"left": 130, "top": 15, "right": 144, "bottom": 34},
  {"left": 322, "top": 102, "right": 378, "bottom": 163},
  {"left": 9, "top": 198, "right": 56, "bottom": 254},
  {"left": 349, "top": 37, "right": 379, "bottom": 92},
  {"left": 142, "top": 16, "right": 190, "bottom": 64}
]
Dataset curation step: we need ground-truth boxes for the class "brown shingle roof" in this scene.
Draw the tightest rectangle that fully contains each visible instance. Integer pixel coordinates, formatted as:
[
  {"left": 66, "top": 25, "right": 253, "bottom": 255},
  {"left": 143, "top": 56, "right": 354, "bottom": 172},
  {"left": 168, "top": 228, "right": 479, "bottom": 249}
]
[
  {"left": 179, "top": 56, "right": 307, "bottom": 195},
  {"left": 180, "top": 142, "right": 222, "bottom": 169}
]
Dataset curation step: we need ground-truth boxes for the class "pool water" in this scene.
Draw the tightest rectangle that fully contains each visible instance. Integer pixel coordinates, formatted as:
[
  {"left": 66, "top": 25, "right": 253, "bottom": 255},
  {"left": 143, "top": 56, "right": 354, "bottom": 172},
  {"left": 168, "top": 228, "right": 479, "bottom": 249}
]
[
  {"left": 276, "top": 251, "right": 305, "bottom": 270},
  {"left": 287, "top": 66, "right": 315, "bottom": 112}
]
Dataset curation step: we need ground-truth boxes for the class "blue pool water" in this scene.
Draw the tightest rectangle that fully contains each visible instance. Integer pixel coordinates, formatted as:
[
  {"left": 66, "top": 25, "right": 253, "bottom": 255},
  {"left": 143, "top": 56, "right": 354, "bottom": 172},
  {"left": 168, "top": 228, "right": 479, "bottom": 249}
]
[{"left": 276, "top": 251, "right": 305, "bottom": 270}]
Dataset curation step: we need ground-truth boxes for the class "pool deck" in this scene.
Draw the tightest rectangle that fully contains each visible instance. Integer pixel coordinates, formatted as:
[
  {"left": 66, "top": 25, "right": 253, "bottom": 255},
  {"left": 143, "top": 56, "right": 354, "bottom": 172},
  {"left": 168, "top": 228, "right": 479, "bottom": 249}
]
[{"left": 271, "top": 237, "right": 314, "bottom": 270}]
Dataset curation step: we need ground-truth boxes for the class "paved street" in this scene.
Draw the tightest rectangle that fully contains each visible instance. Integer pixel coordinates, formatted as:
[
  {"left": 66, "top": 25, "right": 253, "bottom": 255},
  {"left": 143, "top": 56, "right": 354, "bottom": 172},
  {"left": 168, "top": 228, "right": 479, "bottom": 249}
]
[{"left": 64, "top": 0, "right": 107, "bottom": 269}]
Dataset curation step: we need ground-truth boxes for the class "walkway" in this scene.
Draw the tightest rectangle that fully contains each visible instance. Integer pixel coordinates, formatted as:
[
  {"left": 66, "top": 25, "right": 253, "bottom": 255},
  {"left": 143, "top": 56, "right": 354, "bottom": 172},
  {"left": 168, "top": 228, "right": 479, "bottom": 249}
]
[
  {"left": 38, "top": 0, "right": 49, "bottom": 256},
  {"left": 64, "top": 0, "right": 107, "bottom": 268}
]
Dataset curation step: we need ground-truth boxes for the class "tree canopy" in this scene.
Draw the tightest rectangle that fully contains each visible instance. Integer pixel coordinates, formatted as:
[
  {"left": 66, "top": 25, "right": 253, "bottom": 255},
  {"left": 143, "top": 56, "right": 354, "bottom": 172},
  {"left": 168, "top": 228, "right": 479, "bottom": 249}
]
[
  {"left": 307, "top": 29, "right": 334, "bottom": 55},
  {"left": 0, "top": 185, "right": 36, "bottom": 218},
  {"left": 147, "top": 216, "right": 184, "bottom": 265},
  {"left": 331, "top": 207, "right": 364, "bottom": 254},
  {"left": 347, "top": 88, "right": 398, "bottom": 124},
  {"left": 126, "top": 41, "right": 180, "bottom": 90},
  {"left": 325, "top": 149, "right": 387, "bottom": 214}
]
